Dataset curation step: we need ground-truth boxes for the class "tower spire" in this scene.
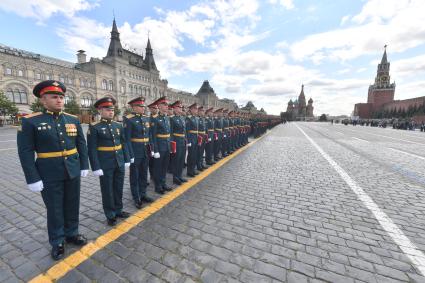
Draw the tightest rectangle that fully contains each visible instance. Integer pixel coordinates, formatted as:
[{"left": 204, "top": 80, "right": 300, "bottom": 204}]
[
  {"left": 107, "top": 18, "right": 122, "bottom": 57},
  {"left": 381, "top": 44, "right": 388, "bottom": 64}
]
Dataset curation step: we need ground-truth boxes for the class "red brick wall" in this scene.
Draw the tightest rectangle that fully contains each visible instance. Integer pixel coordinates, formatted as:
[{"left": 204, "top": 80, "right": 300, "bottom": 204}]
[
  {"left": 383, "top": 96, "right": 425, "bottom": 111},
  {"left": 354, "top": 103, "right": 373, "bottom": 118},
  {"left": 370, "top": 89, "right": 395, "bottom": 110}
]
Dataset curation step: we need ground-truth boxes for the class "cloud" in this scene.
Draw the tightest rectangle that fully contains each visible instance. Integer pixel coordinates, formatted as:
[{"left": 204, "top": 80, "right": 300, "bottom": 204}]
[
  {"left": 290, "top": 0, "right": 425, "bottom": 63},
  {"left": 392, "top": 54, "right": 425, "bottom": 78},
  {"left": 269, "top": 0, "right": 295, "bottom": 10},
  {"left": 0, "top": 0, "right": 98, "bottom": 23}
]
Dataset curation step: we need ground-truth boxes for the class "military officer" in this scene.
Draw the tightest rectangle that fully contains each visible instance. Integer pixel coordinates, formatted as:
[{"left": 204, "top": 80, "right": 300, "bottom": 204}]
[
  {"left": 170, "top": 100, "right": 187, "bottom": 185},
  {"left": 123, "top": 97, "right": 154, "bottom": 209},
  {"left": 148, "top": 103, "right": 159, "bottom": 181},
  {"left": 186, "top": 103, "right": 199, "bottom": 177},
  {"left": 228, "top": 110, "right": 236, "bottom": 153},
  {"left": 222, "top": 109, "right": 230, "bottom": 157},
  {"left": 205, "top": 107, "right": 215, "bottom": 165},
  {"left": 150, "top": 96, "right": 172, "bottom": 193},
  {"left": 213, "top": 108, "right": 223, "bottom": 161},
  {"left": 197, "top": 106, "right": 208, "bottom": 171},
  {"left": 87, "top": 97, "right": 131, "bottom": 226},
  {"left": 17, "top": 80, "right": 89, "bottom": 260}
]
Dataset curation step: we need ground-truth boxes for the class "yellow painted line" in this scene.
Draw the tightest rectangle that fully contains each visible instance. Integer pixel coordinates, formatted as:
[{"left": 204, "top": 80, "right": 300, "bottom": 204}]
[{"left": 29, "top": 130, "right": 272, "bottom": 283}]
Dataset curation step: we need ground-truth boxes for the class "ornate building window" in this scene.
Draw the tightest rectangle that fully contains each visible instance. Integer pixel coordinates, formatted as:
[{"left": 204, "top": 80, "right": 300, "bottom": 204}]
[
  {"left": 108, "top": 80, "right": 114, "bottom": 91},
  {"left": 121, "top": 85, "right": 125, "bottom": 94},
  {"left": 5, "top": 67, "right": 12, "bottom": 75},
  {"left": 59, "top": 74, "right": 65, "bottom": 83},
  {"left": 68, "top": 77, "right": 74, "bottom": 85},
  {"left": 81, "top": 94, "right": 94, "bottom": 107},
  {"left": 6, "top": 88, "right": 28, "bottom": 104},
  {"left": 17, "top": 70, "right": 24, "bottom": 77},
  {"left": 35, "top": 72, "right": 42, "bottom": 80},
  {"left": 45, "top": 74, "right": 51, "bottom": 80},
  {"left": 129, "top": 84, "right": 133, "bottom": 94},
  {"left": 102, "top": 79, "right": 107, "bottom": 90},
  {"left": 65, "top": 94, "right": 74, "bottom": 104},
  {"left": 79, "top": 78, "right": 85, "bottom": 87}
]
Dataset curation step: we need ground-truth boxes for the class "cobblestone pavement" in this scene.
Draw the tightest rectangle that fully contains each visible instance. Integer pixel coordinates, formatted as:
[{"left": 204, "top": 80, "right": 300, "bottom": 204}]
[{"left": 1, "top": 123, "right": 425, "bottom": 282}]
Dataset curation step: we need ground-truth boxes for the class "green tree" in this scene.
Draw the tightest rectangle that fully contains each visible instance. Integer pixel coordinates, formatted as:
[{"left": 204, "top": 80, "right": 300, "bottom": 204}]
[
  {"left": 30, "top": 99, "right": 44, "bottom": 112},
  {"left": 123, "top": 107, "right": 132, "bottom": 116},
  {"left": 64, "top": 99, "right": 81, "bottom": 115},
  {"left": 319, "top": 114, "right": 327, "bottom": 121},
  {"left": 114, "top": 105, "right": 121, "bottom": 117},
  {"left": 0, "top": 91, "right": 18, "bottom": 125},
  {"left": 88, "top": 105, "right": 98, "bottom": 116}
]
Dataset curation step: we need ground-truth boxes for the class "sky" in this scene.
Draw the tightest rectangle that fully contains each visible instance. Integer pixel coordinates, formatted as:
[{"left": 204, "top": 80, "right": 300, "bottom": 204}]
[{"left": 0, "top": 0, "right": 424, "bottom": 116}]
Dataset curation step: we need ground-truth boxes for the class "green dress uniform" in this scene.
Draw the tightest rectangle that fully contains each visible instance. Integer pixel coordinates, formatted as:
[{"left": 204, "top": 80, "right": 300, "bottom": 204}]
[
  {"left": 169, "top": 101, "right": 187, "bottom": 184},
  {"left": 17, "top": 80, "right": 89, "bottom": 259},
  {"left": 87, "top": 97, "right": 130, "bottom": 223},
  {"left": 222, "top": 113, "right": 230, "bottom": 157},
  {"left": 205, "top": 109, "right": 215, "bottom": 165},
  {"left": 213, "top": 109, "right": 223, "bottom": 161},
  {"left": 150, "top": 97, "right": 172, "bottom": 193},
  {"left": 185, "top": 104, "right": 199, "bottom": 176},
  {"left": 124, "top": 109, "right": 153, "bottom": 207},
  {"left": 197, "top": 114, "right": 207, "bottom": 170}
]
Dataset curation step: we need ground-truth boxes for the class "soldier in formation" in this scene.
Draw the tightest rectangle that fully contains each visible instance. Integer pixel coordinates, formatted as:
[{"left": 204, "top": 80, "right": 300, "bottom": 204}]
[{"left": 17, "top": 82, "right": 280, "bottom": 255}]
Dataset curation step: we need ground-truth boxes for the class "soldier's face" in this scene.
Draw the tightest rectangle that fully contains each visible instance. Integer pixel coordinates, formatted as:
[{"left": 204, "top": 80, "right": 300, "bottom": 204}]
[
  {"left": 41, "top": 94, "right": 64, "bottom": 112},
  {"left": 133, "top": 105, "right": 145, "bottom": 114},
  {"left": 158, "top": 103, "right": 168, "bottom": 113},
  {"left": 99, "top": 108, "right": 114, "bottom": 119},
  {"left": 174, "top": 107, "right": 182, "bottom": 115}
]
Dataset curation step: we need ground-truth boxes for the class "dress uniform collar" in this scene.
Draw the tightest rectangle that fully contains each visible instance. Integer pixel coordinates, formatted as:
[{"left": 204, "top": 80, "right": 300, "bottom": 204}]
[
  {"left": 44, "top": 109, "right": 63, "bottom": 116},
  {"left": 101, "top": 118, "right": 113, "bottom": 123}
]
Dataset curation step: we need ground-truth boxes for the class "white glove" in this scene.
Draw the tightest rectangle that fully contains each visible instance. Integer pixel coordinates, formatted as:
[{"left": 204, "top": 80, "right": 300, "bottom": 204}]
[
  {"left": 151, "top": 151, "right": 154, "bottom": 157},
  {"left": 153, "top": 152, "right": 160, "bottom": 159},
  {"left": 130, "top": 158, "right": 135, "bottom": 163},
  {"left": 93, "top": 169, "right": 104, "bottom": 176},
  {"left": 187, "top": 143, "right": 192, "bottom": 147},
  {"left": 224, "top": 135, "right": 227, "bottom": 138},
  {"left": 208, "top": 138, "right": 212, "bottom": 142},
  {"left": 80, "top": 170, "right": 89, "bottom": 177},
  {"left": 28, "top": 180, "right": 43, "bottom": 192},
  {"left": 125, "top": 162, "right": 131, "bottom": 168}
]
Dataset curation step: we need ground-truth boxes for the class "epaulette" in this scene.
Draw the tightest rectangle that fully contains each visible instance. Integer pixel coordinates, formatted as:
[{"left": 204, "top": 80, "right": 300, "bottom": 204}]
[
  {"left": 151, "top": 114, "right": 158, "bottom": 118},
  {"left": 112, "top": 121, "right": 122, "bottom": 125},
  {"left": 63, "top": 112, "right": 78, "bottom": 118},
  {"left": 90, "top": 121, "right": 100, "bottom": 126},
  {"left": 23, "top": 112, "right": 42, "bottom": 118},
  {"left": 126, "top": 114, "right": 135, "bottom": 119}
]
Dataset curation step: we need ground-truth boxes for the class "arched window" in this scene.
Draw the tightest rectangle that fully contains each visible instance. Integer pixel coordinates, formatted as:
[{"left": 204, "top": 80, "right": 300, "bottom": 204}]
[
  {"left": 120, "top": 84, "right": 125, "bottom": 94},
  {"left": 5, "top": 87, "right": 27, "bottom": 104},
  {"left": 102, "top": 79, "right": 107, "bottom": 90},
  {"left": 80, "top": 78, "right": 85, "bottom": 87},
  {"left": 129, "top": 85, "right": 133, "bottom": 94},
  {"left": 18, "top": 70, "right": 24, "bottom": 77},
  {"left": 68, "top": 77, "right": 74, "bottom": 85},
  {"left": 108, "top": 80, "right": 113, "bottom": 91},
  {"left": 65, "top": 94, "right": 74, "bottom": 104},
  {"left": 45, "top": 74, "right": 51, "bottom": 80},
  {"left": 5, "top": 67, "right": 12, "bottom": 75},
  {"left": 34, "top": 70, "right": 42, "bottom": 80},
  {"left": 88, "top": 80, "right": 92, "bottom": 88},
  {"left": 59, "top": 74, "right": 65, "bottom": 83},
  {"left": 81, "top": 94, "right": 94, "bottom": 107}
]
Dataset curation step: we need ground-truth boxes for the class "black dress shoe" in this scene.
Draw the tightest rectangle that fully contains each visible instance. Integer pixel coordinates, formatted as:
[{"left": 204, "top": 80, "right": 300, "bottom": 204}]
[
  {"left": 197, "top": 167, "right": 204, "bottom": 172},
  {"left": 202, "top": 165, "right": 209, "bottom": 169},
  {"left": 107, "top": 218, "right": 117, "bottom": 226},
  {"left": 162, "top": 185, "right": 172, "bottom": 191},
  {"left": 179, "top": 177, "right": 188, "bottom": 183},
  {"left": 51, "top": 243, "right": 65, "bottom": 260},
  {"left": 135, "top": 201, "right": 143, "bottom": 209},
  {"left": 65, "top": 234, "right": 87, "bottom": 246},
  {"left": 116, "top": 211, "right": 130, "bottom": 218},
  {"left": 187, "top": 172, "right": 195, "bottom": 177},
  {"left": 173, "top": 178, "right": 182, "bottom": 185},
  {"left": 155, "top": 188, "right": 164, "bottom": 194},
  {"left": 194, "top": 171, "right": 199, "bottom": 175},
  {"left": 141, "top": 196, "right": 154, "bottom": 203}
]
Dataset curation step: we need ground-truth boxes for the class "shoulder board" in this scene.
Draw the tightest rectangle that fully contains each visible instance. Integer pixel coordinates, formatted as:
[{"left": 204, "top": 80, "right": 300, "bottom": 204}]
[
  {"left": 23, "top": 112, "right": 42, "bottom": 119},
  {"left": 126, "top": 114, "right": 135, "bottom": 119},
  {"left": 112, "top": 121, "right": 122, "bottom": 125},
  {"left": 63, "top": 112, "right": 78, "bottom": 118},
  {"left": 90, "top": 121, "right": 100, "bottom": 126}
]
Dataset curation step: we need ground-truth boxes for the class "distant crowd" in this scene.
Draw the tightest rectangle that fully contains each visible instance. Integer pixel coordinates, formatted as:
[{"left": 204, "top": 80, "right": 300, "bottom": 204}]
[{"left": 335, "top": 119, "right": 425, "bottom": 132}]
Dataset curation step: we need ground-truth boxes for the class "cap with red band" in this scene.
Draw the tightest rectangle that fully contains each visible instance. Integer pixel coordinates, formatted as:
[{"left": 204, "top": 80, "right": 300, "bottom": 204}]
[
  {"left": 33, "top": 80, "right": 66, "bottom": 98},
  {"left": 94, "top": 96, "right": 116, "bottom": 109},
  {"left": 128, "top": 96, "right": 146, "bottom": 106}
]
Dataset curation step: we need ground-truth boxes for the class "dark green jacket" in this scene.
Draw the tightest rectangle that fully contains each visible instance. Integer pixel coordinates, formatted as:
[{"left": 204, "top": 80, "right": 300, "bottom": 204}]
[
  {"left": 123, "top": 114, "right": 152, "bottom": 159},
  {"left": 87, "top": 119, "right": 130, "bottom": 171},
  {"left": 17, "top": 110, "right": 89, "bottom": 184}
]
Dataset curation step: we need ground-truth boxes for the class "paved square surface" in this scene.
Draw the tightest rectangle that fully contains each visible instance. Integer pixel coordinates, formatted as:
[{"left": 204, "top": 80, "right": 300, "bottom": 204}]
[{"left": 1, "top": 123, "right": 425, "bottom": 282}]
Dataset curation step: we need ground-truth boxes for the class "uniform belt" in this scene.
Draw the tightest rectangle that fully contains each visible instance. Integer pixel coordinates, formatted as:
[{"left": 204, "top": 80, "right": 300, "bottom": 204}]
[
  {"left": 37, "top": 148, "right": 77, "bottom": 158},
  {"left": 224, "top": 127, "right": 230, "bottom": 130},
  {"left": 215, "top": 129, "right": 222, "bottom": 131},
  {"left": 188, "top": 130, "right": 198, "bottom": 134},
  {"left": 207, "top": 129, "right": 215, "bottom": 132},
  {"left": 131, "top": 138, "right": 149, "bottom": 143},
  {"left": 156, "top": 134, "right": 170, "bottom": 138},
  {"left": 97, "top": 145, "right": 122, "bottom": 151},
  {"left": 173, "top": 133, "right": 185, "bottom": 137}
]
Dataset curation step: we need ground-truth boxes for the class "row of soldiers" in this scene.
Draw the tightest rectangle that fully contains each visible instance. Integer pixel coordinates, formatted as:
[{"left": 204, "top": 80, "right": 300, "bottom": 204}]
[{"left": 16, "top": 80, "right": 275, "bottom": 260}]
